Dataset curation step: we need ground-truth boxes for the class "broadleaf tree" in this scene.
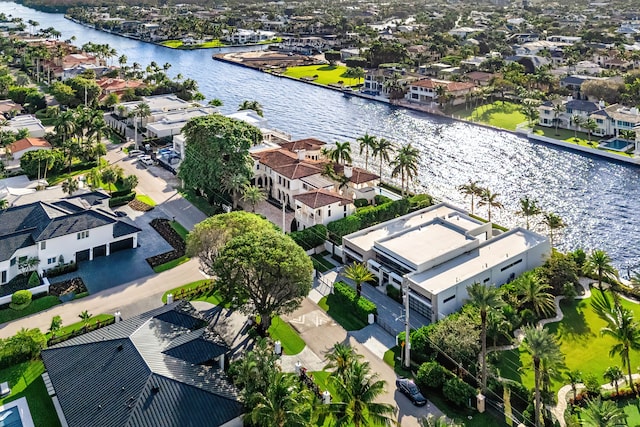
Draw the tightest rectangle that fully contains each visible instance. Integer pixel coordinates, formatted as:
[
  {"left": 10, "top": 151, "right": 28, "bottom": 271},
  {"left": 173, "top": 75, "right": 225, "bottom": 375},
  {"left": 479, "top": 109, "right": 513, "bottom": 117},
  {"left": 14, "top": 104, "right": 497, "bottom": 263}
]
[
  {"left": 179, "top": 115, "right": 261, "bottom": 202},
  {"left": 212, "top": 227, "right": 313, "bottom": 332}
]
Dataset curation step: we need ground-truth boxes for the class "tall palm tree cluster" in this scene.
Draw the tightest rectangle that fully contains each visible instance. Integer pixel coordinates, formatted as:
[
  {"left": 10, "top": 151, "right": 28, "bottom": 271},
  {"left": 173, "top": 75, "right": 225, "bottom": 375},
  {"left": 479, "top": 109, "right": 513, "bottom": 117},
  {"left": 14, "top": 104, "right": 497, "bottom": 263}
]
[
  {"left": 231, "top": 340, "right": 395, "bottom": 427},
  {"left": 457, "top": 179, "right": 503, "bottom": 222}
]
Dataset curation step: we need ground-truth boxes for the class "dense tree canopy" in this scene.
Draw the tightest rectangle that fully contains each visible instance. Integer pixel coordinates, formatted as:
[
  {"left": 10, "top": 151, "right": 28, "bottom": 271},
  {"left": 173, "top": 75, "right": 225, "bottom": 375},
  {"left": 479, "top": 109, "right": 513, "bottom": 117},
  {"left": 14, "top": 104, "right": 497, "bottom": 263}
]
[
  {"left": 213, "top": 228, "right": 312, "bottom": 331},
  {"left": 178, "top": 114, "right": 261, "bottom": 200}
]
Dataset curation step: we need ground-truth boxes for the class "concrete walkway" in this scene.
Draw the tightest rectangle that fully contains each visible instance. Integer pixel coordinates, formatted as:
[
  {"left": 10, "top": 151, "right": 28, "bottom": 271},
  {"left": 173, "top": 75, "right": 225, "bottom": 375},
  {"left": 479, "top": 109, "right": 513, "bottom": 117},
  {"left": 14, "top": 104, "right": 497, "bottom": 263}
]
[{"left": 0, "top": 259, "right": 205, "bottom": 338}]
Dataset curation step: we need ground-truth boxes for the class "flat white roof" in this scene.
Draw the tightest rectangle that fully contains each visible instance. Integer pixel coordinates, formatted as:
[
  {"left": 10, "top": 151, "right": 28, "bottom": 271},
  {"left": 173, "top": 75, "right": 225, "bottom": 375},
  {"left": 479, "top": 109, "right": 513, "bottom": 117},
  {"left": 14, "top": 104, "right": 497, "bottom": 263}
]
[
  {"left": 344, "top": 203, "right": 480, "bottom": 255},
  {"left": 376, "top": 221, "right": 474, "bottom": 267},
  {"left": 118, "top": 95, "right": 196, "bottom": 114},
  {"left": 408, "top": 229, "right": 548, "bottom": 295},
  {"left": 146, "top": 107, "right": 217, "bottom": 132}
]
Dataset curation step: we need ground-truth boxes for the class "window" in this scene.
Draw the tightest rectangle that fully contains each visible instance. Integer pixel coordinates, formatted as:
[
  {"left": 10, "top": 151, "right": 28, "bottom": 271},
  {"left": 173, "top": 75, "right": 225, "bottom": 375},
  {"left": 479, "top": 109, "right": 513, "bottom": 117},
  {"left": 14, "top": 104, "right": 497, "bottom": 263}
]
[
  {"left": 10, "top": 257, "right": 16, "bottom": 266},
  {"left": 596, "top": 119, "right": 603, "bottom": 124},
  {"left": 256, "top": 164, "right": 260, "bottom": 170},
  {"left": 500, "top": 258, "right": 523, "bottom": 272},
  {"left": 47, "top": 257, "right": 56, "bottom": 265},
  {"left": 443, "top": 295, "right": 455, "bottom": 304},
  {"left": 77, "top": 231, "right": 89, "bottom": 240},
  {"left": 1, "top": 270, "right": 5, "bottom": 284},
  {"left": 328, "top": 208, "right": 331, "bottom": 217},
  {"left": 566, "top": 108, "right": 573, "bottom": 114},
  {"left": 483, "top": 277, "right": 490, "bottom": 283},
  {"left": 41, "top": 241, "right": 46, "bottom": 250}
]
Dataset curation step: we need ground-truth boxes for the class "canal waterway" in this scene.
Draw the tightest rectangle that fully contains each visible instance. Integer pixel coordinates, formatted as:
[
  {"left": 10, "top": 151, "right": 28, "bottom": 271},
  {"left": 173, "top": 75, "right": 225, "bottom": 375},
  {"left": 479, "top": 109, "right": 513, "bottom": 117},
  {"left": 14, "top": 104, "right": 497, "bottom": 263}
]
[{"left": 2, "top": 2, "right": 639, "bottom": 271}]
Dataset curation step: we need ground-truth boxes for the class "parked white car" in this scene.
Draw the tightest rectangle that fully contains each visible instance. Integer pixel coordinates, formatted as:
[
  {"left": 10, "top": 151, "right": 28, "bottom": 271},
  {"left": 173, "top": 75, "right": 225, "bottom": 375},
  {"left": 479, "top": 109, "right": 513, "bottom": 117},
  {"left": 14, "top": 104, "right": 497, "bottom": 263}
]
[
  {"left": 139, "top": 157, "right": 155, "bottom": 166},
  {"left": 128, "top": 149, "right": 144, "bottom": 157}
]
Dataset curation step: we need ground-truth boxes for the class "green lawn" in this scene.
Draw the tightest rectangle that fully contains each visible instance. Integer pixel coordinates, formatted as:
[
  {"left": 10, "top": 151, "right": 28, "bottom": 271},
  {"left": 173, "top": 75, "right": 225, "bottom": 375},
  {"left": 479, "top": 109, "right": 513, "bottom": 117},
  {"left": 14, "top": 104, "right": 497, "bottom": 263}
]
[
  {"left": 495, "top": 289, "right": 640, "bottom": 392},
  {"left": 268, "top": 316, "right": 305, "bottom": 355},
  {"left": 283, "top": 65, "right": 359, "bottom": 87},
  {"left": 452, "top": 101, "right": 527, "bottom": 131},
  {"left": 620, "top": 398, "right": 640, "bottom": 425},
  {"left": 46, "top": 314, "right": 114, "bottom": 340},
  {"left": 153, "top": 256, "right": 190, "bottom": 273},
  {"left": 161, "top": 39, "right": 226, "bottom": 49},
  {"left": 135, "top": 194, "right": 156, "bottom": 206},
  {"left": 318, "top": 294, "right": 367, "bottom": 331},
  {"left": 311, "top": 253, "right": 335, "bottom": 273},
  {"left": 531, "top": 126, "right": 634, "bottom": 158},
  {"left": 161, "top": 40, "right": 183, "bottom": 48},
  {"left": 170, "top": 220, "right": 189, "bottom": 240},
  {"left": 0, "top": 361, "right": 61, "bottom": 427},
  {"left": 310, "top": 370, "right": 337, "bottom": 396},
  {"left": 0, "top": 296, "right": 60, "bottom": 324},
  {"left": 382, "top": 346, "right": 412, "bottom": 378},
  {"left": 161, "top": 280, "right": 228, "bottom": 307}
]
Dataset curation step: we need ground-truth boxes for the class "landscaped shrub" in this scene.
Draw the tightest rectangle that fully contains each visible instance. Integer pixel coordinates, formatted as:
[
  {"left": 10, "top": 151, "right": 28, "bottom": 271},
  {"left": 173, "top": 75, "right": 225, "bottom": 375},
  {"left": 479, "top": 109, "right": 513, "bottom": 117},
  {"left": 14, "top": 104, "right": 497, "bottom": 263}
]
[
  {"left": 408, "top": 194, "right": 433, "bottom": 211},
  {"left": 0, "top": 328, "right": 47, "bottom": 369},
  {"left": 111, "top": 188, "right": 134, "bottom": 198},
  {"left": 345, "top": 56, "right": 367, "bottom": 68},
  {"left": 43, "top": 262, "right": 78, "bottom": 278},
  {"left": 289, "top": 224, "right": 327, "bottom": 250},
  {"left": 333, "top": 281, "right": 377, "bottom": 322},
  {"left": 28, "top": 271, "right": 40, "bottom": 287},
  {"left": 374, "top": 195, "right": 392, "bottom": 205},
  {"left": 354, "top": 198, "right": 369, "bottom": 208},
  {"left": 386, "top": 285, "right": 402, "bottom": 303},
  {"left": 327, "top": 215, "right": 362, "bottom": 242},
  {"left": 442, "top": 377, "right": 475, "bottom": 407},
  {"left": 409, "top": 325, "right": 437, "bottom": 363},
  {"left": 108, "top": 191, "right": 136, "bottom": 207},
  {"left": 583, "top": 373, "right": 602, "bottom": 398},
  {"left": 540, "top": 251, "right": 579, "bottom": 295},
  {"left": 10, "top": 290, "right": 32, "bottom": 310},
  {"left": 416, "top": 361, "right": 447, "bottom": 390}
]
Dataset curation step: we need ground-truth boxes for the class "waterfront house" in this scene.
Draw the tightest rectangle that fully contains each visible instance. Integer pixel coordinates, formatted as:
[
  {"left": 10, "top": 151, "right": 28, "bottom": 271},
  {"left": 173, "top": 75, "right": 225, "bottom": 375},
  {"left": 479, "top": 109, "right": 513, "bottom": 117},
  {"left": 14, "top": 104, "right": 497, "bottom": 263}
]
[
  {"left": 342, "top": 203, "right": 550, "bottom": 323},
  {"left": 97, "top": 78, "right": 146, "bottom": 102},
  {"left": 590, "top": 105, "right": 640, "bottom": 137},
  {"left": 538, "top": 98, "right": 603, "bottom": 128},
  {"left": 41, "top": 301, "right": 243, "bottom": 427},
  {"left": 0, "top": 191, "right": 141, "bottom": 285},
  {"left": 6, "top": 137, "right": 51, "bottom": 161},
  {"left": 405, "top": 78, "right": 475, "bottom": 106},
  {"left": 560, "top": 75, "right": 605, "bottom": 100},
  {"left": 115, "top": 95, "right": 200, "bottom": 126},
  {"left": 145, "top": 107, "right": 218, "bottom": 139}
]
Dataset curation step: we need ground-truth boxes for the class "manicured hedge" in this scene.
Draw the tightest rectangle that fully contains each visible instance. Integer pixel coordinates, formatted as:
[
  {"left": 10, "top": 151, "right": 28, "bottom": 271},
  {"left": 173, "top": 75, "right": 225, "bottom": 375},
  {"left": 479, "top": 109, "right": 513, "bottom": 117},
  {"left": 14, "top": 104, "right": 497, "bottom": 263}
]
[
  {"left": 374, "top": 194, "right": 392, "bottom": 205},
  {"left": 0, "top": 328, "right": 46, "bottom": 370},
  {"left": 111, "top": 188, "right": 134, "bottom": 198},
  {"left": 408, "top": 194, "right": 433, "bottom": 210},
  {"left": 289, "top": 224, "right": 327, "bottom": 250},
  {"left": 354, "top": 198, "right": 369, "bottom": 208},
  {"left": 327, "top": 215, "right": 362, "bottom": 242},
  {"left": 43, "top": 262, "right": 78, "bottom": 278},
  {"left": 333, "top": 281, "right": 377, "bottom": 322},
  {"left": 108, "top": 191, "right": 136, "bottom": 207},
  {"left": 12, "top": 290, "right": 32, "bottom": 306}
]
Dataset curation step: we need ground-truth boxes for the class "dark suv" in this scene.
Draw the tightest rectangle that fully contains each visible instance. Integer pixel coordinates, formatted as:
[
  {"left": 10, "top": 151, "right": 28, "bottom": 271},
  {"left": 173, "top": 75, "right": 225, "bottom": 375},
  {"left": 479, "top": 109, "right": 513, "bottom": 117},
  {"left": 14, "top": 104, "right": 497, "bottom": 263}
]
[{"left": 395, "top": 378, "right": 427, "bottom": 406}]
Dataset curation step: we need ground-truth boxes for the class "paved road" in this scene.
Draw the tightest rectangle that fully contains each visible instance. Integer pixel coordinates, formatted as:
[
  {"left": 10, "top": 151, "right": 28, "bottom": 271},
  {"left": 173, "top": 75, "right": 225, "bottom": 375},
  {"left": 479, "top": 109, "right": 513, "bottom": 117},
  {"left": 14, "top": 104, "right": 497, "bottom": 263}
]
[{"left": 0, "top": 259, "right": 205, "bottom": 338}]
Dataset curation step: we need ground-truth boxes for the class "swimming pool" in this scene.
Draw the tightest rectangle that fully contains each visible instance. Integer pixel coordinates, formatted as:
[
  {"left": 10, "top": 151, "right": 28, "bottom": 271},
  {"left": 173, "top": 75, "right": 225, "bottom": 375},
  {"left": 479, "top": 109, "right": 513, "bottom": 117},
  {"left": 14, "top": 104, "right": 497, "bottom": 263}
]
[
  {"left": 0, "top": 407, "right": 22, "bottom": 427},
  {"left": 600, "top": 138, "right": 631, "bottom": 151}
]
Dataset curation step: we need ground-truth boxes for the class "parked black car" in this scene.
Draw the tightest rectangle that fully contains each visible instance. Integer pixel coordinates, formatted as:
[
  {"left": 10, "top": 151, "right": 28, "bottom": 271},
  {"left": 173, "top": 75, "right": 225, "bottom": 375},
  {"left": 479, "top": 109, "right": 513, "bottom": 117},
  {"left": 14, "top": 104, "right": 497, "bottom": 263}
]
[{"left": 395, "top": 378, "right": 427, "bottom": 406}]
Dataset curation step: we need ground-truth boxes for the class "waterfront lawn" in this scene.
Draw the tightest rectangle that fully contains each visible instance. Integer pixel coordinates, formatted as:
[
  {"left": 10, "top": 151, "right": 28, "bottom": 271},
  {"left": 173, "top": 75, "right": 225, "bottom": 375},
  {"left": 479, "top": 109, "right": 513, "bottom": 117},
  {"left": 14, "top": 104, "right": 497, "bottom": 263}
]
[
  {"left": 494, "top": 289, "right": 640, "bottom": 392},
  {"left": 161, "top": 39, "right": 225, "bottom": 49},
  {"left": 531, "top": 126, "right": 633, "bottom": 158},
  {"left": 161, "top": 40, "right": 183, "bottom": 48},
  {"left": 0, "top": 361, "right": 61, "bottom": 427},
  {"left": 283, "top": 65, "right": 359, "bottom": 87},
  {"left": 452, "top": 101, "right": 526, "bottom": 131}
]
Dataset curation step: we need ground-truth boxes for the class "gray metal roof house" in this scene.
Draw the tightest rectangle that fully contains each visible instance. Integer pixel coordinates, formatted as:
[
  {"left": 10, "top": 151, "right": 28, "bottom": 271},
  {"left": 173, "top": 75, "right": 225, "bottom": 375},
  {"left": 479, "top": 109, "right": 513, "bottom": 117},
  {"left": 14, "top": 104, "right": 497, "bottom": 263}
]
[{"left": 41, "top": 301, "right": 243, "bottom": 427}]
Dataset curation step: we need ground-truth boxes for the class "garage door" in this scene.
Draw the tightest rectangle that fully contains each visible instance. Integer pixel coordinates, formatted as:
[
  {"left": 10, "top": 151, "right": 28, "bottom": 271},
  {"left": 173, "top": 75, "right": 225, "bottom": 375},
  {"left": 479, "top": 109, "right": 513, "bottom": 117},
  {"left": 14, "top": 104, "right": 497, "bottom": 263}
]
[
  {"left": 110, "top": 237, "right": 134, "bottom": 253},
  {"left": 76, "top": 249, "right": 90, "bottom": 263},
  {"left": 93, "top": 244, "right": 107, "bottom": 258}
]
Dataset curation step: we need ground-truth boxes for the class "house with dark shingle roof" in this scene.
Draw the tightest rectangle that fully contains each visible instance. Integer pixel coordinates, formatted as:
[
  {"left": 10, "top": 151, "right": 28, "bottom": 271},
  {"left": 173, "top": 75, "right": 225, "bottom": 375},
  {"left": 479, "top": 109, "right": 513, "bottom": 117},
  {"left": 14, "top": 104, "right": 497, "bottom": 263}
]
[
  {"left": 42, "top": 301, "right": 243, "bottom": 427},
  {"left": 0, "top": 192, "right": 140, "bottom": 285}
]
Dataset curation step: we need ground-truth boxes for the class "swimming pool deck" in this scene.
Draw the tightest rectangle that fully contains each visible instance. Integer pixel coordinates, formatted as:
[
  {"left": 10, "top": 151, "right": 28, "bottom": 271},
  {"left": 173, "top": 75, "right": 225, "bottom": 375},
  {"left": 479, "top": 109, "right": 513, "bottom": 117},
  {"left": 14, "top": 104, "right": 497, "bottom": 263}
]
[{"left": 0, "top": 397, "right": 35, "bottom": 427}]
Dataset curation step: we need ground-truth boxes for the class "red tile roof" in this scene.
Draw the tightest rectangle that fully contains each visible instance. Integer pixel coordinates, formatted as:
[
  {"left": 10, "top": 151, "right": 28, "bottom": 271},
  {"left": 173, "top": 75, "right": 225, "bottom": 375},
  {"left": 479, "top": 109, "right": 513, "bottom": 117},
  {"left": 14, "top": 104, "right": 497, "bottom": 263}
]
[
  {"left": 412, "top": 78, "right": 475, "bottom": 93},
  {"left": 294, "top": 189, "right": 352, "bottom": 208},
  {"left": 8, "top": 137, "right": 51, "bottom": 153},
  {"left": 333, "top": 164, "right": 379, "bottom": 184},
  {"left": 256, "top": 149, "right": 323, "bottom": 179},
  {"left": 279, "top": 138, "right": 326, "bottom": 152},
  {"left": 97, "top": 78, "right": 145, "bottom": 93}
]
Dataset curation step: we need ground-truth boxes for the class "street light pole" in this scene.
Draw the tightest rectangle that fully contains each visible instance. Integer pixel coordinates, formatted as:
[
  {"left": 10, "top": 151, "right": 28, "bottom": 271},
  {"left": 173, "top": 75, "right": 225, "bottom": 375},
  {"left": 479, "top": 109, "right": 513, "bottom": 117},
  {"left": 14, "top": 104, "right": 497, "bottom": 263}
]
[{"left": 404, "top": 281, "right": 411, "bottom": 368}]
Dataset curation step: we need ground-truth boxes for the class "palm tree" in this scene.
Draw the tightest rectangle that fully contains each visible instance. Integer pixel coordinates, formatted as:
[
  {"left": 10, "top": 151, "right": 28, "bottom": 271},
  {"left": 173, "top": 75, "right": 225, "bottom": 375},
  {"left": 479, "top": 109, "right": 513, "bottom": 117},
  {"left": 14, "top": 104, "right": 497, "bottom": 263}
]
[
  {"left": 583, "top": 118, "right": 599, "bottom": 142},
  {"left": 542, "top": 212, "right": 565, "bottom": 247},
  {"left": 466, "top": 282, "right": 504, "bottom": 393},
  {"left": 571, "top": 114, "right": 583, "bottom": 140},
  {"left": 552, "top": 103, "right": 565, "bottom": 135},
  {"left": 580, "top": 398, "right": 627, "bottom": 427},
  {"left": 477, "top": 188, "right": 503, "bottom": 222},
  {"left": 324, "top": 342, "right": 364, "bottom": 382},
  {"left": 328, "top": 141, "right": 352, "bottom": 165},
  {"left": 132, "top": 102, "right": 151, "bottom": 150},
  {"left": 208, "top": 98, "right": 223, "bottom": 107},
  {"left": 517, "top": 195, "right": 542, "bottom": 230},
  {"left": 357, "top": 133, "right": 377, "bottom": 171},
  {"left": 249, "top": 371, "right": 311, "bottom": 427},
  {"left": 522, "top": 326, "right": 564, "bottom": 427},
  {"left": 371, "top": 138, "right": 394, "bottom": 186},
  {"left": 238, "top": 100, "right": 264, "bottom": 117},
  {"left": 61, "top": 177, "right": 79, "bottom": 196},
  {"left": 592, "top": 290, "right": 640, "bottom": 395},
  {"left": 221, "top": 172, "right": 249, "bottom": 210},
  {"left": 390, "top": 144, "right": 420, "bottom": 197},
  {"left": 49, "top": 315, "right": 63, "bottom": 337},
  {"left": 122, "top": 175, "right": 138, "bottom": 191},
  {"left": 458, "top": 179, "right": 482, "bottom": 215},
  {"left": 101, "top": 168, "right": 118, "bottom": 195},
  {"left": 241, "top": 184, "right": 266, "bottom": 212},
  {"left": 343, "top": 262, "right": 375, "bottom": 298},
  {"left": 566, "top": 370, "right": 582, "bottom": 401},
  {"left": 603, "top": 366, "right": 623, "bottom": 395},
  {"left": 78, "top": 310, "right": 92, "bottom": 331},
  {"left": 515, "top": 271, "right": 555, "bottom": 318},
  {"left": 583, "top": 250, "right": 618, "bottom": 291},
  {"left": 326, "top": 358, "right": 395, "bottom": 427}
]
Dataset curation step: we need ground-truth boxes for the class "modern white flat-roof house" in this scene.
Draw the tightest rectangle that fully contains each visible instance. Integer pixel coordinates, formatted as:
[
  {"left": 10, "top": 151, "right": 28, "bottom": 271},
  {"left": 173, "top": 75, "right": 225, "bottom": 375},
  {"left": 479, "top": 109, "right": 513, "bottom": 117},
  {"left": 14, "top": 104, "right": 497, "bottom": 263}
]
[
  {"left": 0, "top": 192, "right": 141, "bottom": 285},
  {"left": 342, "top": 203, "right": 550, "bottom": 323},
  {"left": 116, "top": 95, "right": 199, "bottom": 125},
  {"left": 3, "top": 115, "right": 46, "bottom": 138},
  {"left": 146, "top": 107, "right": 218, "bottom": 139}
]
